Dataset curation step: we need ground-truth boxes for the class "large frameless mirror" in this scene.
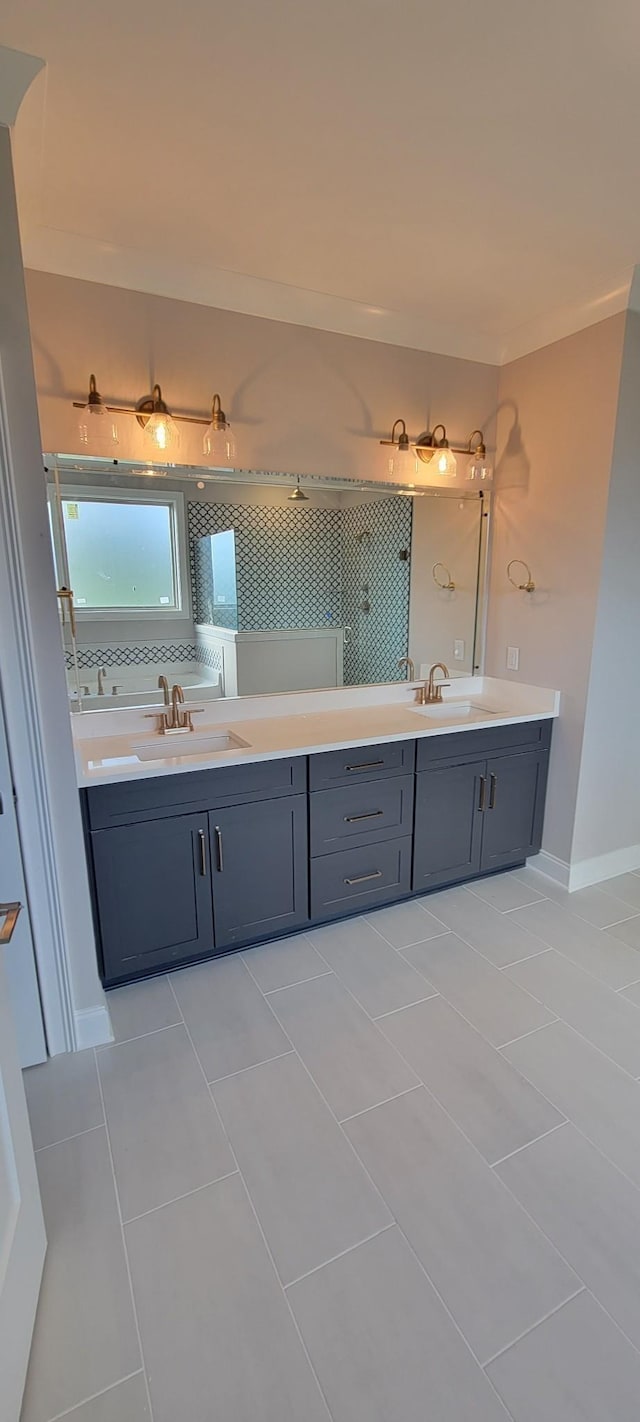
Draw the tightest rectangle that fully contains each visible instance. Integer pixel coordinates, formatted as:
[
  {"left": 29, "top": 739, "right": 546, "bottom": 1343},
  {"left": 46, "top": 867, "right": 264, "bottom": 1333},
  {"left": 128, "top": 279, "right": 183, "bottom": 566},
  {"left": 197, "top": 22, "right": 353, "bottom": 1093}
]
[{"left": 44, "top": 456, "right": 490, "bottom": 711}]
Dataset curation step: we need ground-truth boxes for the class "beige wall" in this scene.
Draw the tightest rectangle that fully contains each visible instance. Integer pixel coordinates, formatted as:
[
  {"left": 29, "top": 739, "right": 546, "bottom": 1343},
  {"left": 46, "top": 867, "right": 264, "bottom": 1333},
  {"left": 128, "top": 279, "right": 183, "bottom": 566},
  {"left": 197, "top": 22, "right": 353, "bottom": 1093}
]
[
  {"left": 485, "top": 314, "right": 626, "bottom": 867},
  {"left": 571, "top": 308, "right": 640, "bottom": 870},
  {"left": 25, "top": 270, "right": 498, "bottom": 481}
]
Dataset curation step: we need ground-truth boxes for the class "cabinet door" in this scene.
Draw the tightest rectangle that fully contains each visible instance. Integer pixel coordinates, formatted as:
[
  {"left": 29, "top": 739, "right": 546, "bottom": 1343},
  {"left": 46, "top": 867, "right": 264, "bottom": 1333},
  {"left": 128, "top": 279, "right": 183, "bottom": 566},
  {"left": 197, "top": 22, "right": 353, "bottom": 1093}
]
[
  {"left": 480, "top": 750, "right": 549, "bottom": 873},
  {"left": 210, "top": 795, "right": 308, "bottom": 950},
  {"left": 91, "top": 813, "right": 214, "bottom": 986},
  {"left": 413, "top": 760, "right": 484, "bottom": 892}
]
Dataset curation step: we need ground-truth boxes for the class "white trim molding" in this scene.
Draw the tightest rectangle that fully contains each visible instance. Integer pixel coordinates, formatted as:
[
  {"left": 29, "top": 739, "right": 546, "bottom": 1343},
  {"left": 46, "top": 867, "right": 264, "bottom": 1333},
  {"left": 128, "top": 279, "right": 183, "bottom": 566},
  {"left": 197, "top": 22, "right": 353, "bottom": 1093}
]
[
  {"left": 529, "top": 845, "right": 640, "bottom": 893},
  {"left": 74, "top": 1005, "right": 113, "bottom": 1050}
]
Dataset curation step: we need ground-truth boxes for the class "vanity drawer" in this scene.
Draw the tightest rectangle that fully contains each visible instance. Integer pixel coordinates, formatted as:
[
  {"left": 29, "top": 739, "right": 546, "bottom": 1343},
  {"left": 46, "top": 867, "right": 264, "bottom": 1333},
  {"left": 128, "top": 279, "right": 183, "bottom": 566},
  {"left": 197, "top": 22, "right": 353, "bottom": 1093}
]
[
  {"left": 309, "top": 739, "right": 415, "bottom": 791},
  {"left": 310, "top": 836, "right": 412, "bottom": 921},
  {"left": 416, "top": 719, "right": 552, "bottom": 770},
  {"left": 85, "top": 756, "right": 307, "bottom": 828},
  {"left": 310, "top": 774, "right": 414, "bottom": 856}
]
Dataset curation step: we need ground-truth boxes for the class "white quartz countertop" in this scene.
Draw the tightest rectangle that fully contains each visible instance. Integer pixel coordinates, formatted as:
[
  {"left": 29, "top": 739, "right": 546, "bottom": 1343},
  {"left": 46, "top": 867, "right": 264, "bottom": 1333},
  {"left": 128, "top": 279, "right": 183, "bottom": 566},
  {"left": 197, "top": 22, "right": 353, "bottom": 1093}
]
[{"left": 73, "top": 677, "right": 560, "bottom": 788}]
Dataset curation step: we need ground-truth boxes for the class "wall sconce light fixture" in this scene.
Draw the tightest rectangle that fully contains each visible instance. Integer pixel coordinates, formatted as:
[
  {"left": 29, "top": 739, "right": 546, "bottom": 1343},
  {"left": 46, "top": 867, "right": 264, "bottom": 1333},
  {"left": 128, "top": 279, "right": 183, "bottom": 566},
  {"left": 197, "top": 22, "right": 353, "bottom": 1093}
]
[
  {"left": 288, "top": 478, "right": 309, "bottom": 502},
  {"left": 77, "top": 374, "right": 119, "bottom": 451},
  {"left": 507, "top": 559, "right": 536, "bottom": 593},
  {"left": 432, "top": 562, "right": 456, "bottom": 591},
  {"left": 202, "top": 394, "right": 236, "bottom": 465},
  {"left": 73, "top": 376, "right": 236, "bottom": 465},
  {"left": 381, "top": 420, "right": 491, "bottom": 483}
]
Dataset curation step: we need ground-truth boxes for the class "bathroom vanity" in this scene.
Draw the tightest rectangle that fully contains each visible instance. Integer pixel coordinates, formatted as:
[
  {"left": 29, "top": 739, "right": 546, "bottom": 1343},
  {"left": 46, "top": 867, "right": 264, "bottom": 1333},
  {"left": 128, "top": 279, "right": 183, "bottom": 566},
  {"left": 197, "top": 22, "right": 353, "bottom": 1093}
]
[{"left": 76, "top": 679, "right": 557, "bottom": 987}]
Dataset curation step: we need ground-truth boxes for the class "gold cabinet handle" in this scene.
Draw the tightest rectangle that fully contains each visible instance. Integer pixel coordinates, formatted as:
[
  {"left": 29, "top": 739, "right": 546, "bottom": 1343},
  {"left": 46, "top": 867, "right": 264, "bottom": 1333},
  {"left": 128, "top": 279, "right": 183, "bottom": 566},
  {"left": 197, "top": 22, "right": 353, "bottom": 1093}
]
[
  {"left": 198, "top": 830, "right": 207, "bottom": 877},
  {"left": 214, "top": 827, "right": 224, "bottom": 872},
  {"left": 344, "top": 870, "right": 383, "bottom": 886},
  {"left": 478, "top": 776, "right": 487, "bottom": 811},
  {"left": 0, "top": 901, "right": 21, "bottom": 945},
  {"left": 344, "top": 810, "right": 384, "bottom": 824},
  {"left": 345, "top": 760, "right": 385, "bottom": 773},
  {"left": 489, "top": 773, "right": 497, "bottom": 810}
]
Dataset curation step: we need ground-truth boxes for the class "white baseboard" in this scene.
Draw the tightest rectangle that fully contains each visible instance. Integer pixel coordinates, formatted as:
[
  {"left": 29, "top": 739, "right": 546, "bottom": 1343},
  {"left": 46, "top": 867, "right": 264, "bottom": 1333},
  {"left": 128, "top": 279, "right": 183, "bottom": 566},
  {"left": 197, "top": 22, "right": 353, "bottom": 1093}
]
[
  {"left": 528, "top": 844, "right": 640, "bottom": 893},
  {"left": 74, "top": 1004, "right": 113, "bottom": 1050},
  {"left": 567, "top": 844, "right": 640, "bottom": 892},
  {"left": 527, "top": 850, "right": 571, "bottom": 889}
]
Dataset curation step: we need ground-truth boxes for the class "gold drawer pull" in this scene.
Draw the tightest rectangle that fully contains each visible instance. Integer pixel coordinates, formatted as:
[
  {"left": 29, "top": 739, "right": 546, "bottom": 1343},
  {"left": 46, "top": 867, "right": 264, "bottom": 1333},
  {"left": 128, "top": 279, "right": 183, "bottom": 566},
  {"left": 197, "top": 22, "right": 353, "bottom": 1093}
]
[
  {"left": 344, "top": 870, "right": 383, "bottom": 886},
  {"left": 344, "top": 810, "right": 384, "bottom": 824},
  {"left": 0, "top": 902, "right": 21, "bottom": 945},
  {"left": 345, "top": 760, "right": 385, "bottom": 772}
]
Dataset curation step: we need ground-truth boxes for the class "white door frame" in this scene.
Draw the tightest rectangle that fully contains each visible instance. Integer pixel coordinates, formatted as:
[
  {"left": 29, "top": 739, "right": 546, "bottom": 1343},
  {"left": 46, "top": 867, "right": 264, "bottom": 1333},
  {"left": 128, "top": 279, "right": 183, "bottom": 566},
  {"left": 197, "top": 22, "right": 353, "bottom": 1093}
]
[{"left": 0, "top": 50, "right": 110, "bottom": 1056}]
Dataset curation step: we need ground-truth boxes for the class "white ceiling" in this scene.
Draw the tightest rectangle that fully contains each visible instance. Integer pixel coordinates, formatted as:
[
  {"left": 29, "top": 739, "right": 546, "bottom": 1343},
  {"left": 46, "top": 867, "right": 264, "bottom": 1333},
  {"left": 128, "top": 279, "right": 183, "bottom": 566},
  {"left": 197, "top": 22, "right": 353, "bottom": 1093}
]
[{"left": 4, "top": 1, "right": 640, "bottom": 363}]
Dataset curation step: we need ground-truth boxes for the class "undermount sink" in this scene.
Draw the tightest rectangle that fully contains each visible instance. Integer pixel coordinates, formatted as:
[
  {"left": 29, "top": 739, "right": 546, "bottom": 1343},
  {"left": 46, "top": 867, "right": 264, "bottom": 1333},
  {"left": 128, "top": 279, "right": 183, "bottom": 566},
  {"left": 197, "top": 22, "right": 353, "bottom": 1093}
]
[
  {"left": 410, "top": 701, "right": 504, "bottom": 721},
  {"left": 133, "top": 730, "right": 251, "bottom": 761}
]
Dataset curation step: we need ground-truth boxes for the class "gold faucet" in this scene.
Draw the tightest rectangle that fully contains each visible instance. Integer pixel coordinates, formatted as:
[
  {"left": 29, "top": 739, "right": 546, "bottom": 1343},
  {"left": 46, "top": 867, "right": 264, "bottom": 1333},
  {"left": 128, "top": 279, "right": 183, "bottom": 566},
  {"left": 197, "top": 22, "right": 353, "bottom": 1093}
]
[
  {"left": 398, "top": 656, "right": 415, "bottom": 682},
  {"left": 417, "top": 662, "right": 451, "bottom": 705},
  {"left": 147, "top": 681, "right": 203, "bottom": 734}
]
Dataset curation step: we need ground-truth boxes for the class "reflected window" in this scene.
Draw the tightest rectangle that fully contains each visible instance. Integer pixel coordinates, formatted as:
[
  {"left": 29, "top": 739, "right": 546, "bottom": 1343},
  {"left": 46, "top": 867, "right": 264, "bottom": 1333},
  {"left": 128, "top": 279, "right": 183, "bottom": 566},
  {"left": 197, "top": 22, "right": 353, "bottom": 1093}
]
[{"left": 52, "top": 489, "right": 186, "bottom": 617}]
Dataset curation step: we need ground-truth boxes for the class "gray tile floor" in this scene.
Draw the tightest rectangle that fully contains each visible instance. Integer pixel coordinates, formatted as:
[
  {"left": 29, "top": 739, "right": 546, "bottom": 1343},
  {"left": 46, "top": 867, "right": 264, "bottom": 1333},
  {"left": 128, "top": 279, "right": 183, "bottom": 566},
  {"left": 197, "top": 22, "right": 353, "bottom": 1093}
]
[{"left": 20, "top": 865, "right": 640, "bottom": 1422}]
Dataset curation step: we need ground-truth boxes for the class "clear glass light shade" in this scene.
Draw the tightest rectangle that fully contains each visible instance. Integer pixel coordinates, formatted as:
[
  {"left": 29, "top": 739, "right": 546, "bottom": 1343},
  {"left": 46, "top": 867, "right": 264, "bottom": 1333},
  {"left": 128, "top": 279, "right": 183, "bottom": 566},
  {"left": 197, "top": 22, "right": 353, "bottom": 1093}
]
[
  {"left": 434, "top": 446, "right": 457, "bottom": 477},
  {"left": 143, "top": 411, "right": 181, "bottom": 454},
  {"left": 388, "top": 443, "right": 418, "bottom": 480},
  {"left": 202, "top": 422, "right": 236, "bottom": 466},
  {"left": 78, "top": 401, "right": 118, "bottom": 451},
  {"left": 467, "top": 452, "right": 492, "bottom": 482}
]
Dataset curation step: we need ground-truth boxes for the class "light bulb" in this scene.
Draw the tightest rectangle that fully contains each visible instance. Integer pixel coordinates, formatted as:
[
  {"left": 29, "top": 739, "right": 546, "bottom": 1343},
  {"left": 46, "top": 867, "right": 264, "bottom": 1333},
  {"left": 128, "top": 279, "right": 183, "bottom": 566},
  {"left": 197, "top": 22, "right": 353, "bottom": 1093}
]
[
  {"left": 435, "top": 446, "right": 457, "bottom": 477},
  {"left": 145, "top": 411, "right": 180, "bottom": 453},
  {"left": 388, "top": 443, "right": 418, "bottom": 480},
  {"left": 202, "top": 394, "right": 236, "bottom": 467},
  {"left": 467, "top": 452, "right": 492, "bottom": 481},
  {"left": 138, "top": 384, "right": 180, "bottom": 454},
  {"left": 202, "top": 423, "right": 236, "bottom": 465},
  {"left": 77, "top": 375, "right": 118, "bottom": 451}
]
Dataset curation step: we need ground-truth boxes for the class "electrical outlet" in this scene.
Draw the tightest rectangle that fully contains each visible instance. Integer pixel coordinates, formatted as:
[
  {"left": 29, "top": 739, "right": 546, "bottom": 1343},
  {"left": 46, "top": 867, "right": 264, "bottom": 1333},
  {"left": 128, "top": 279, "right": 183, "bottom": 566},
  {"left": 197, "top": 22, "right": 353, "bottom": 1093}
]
[
  {"left": 453, "top": 639, "right": 465, "bottom": 661},
  {"left": 506, "top": 646, "right": 520, "bottom": 671}
]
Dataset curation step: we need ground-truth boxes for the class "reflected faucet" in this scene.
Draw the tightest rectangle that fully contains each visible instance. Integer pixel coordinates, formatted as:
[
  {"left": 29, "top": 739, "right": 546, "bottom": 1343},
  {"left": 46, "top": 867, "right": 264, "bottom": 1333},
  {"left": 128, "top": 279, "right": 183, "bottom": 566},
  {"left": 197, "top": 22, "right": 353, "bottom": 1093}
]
[
  {"left": 398, "top": 656, "right": 415, "bottom": 682},
  {"left": 97, "top": 667, "right": 107, "bottom": 696},
  {"left": 158, "top": 674, "right": 170, "bottom": 707}
]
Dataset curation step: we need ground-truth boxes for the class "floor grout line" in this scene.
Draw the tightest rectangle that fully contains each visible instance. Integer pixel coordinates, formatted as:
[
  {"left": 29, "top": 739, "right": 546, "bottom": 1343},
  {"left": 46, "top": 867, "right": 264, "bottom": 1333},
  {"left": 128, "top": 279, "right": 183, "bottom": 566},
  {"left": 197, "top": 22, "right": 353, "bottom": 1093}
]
[
  {"left": 500, "top": 1012, "right": 640, "bottom": 1086},
  {"left": 206, "top": 1049, "right": 295, "bottom": 1086},
  {"left": 372, "top": 992, "right": 439, "bottom": 1020},
  {"left": 166, "top": 972, "right": 336, "bottom": 1421},
  {"left": 338, "top": 1083, "right": 423, "bottom": 1124},
  {"left": 45, "top": 1369, "right": 146, "bottom": 1421},
  {"left": 34, "top": 1122, "right": 105, "bottom": 1153},
  {"left": 480, "top": 1287, "right": 586, "bottom": 1370},
  {"left": 93, "top": 1050, "right": 156, "bottom": 1422},
  {"left": 96, "top": 1020, "right": 183, "bottom": 1050},
  {"left": 489, "top": 1120, "right": 569, "bottom": 1169},
  {"left": 496, "top": 1019, "right": 560, "bottom": 1051},
  {"left": 264, "top": 971, "right": 333, "bottom": 994},
  {"left": 498, "top": 947, "right": 554, "bottom": 969},
  {"left": 284, "top": 1223, "right": 396, "bottom": 1290},
  {"left": 123, "top": 1170, "right": 240, "bottom": 1225}
]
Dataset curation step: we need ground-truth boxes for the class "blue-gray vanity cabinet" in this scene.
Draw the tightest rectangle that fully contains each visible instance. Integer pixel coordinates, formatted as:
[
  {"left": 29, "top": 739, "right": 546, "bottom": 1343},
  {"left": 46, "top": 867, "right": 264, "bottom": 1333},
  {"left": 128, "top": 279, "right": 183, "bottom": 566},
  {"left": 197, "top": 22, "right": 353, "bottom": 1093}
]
[
  {"left": 209, "top": 795, "right": 309, "bottom": 950},
  {"left": 413, "top": 729, "right": 550, "bottom": 892},
  {"left": 90, "top": 813, "right": 215, "bottom": 988},
  {"left": 413, "top": 759, "right": 485, "bottom": 892}
]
